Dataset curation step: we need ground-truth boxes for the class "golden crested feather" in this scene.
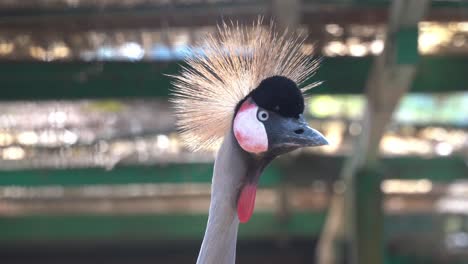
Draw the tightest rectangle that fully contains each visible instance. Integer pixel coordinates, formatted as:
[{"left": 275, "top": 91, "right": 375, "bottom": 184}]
[{"left": 170, "top": 20, "right": 321, "bottom": 151}]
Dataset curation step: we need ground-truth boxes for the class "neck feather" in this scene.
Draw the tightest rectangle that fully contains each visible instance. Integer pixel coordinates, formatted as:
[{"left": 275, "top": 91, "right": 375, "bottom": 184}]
[{"left": 196, "top": 130, "right": 248, "bottom": 264}]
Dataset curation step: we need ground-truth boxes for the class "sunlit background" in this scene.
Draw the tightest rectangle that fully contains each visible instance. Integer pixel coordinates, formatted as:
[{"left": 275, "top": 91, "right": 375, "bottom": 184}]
[{"left": 0, "top": 1, "right": 467, "bottom": 264}]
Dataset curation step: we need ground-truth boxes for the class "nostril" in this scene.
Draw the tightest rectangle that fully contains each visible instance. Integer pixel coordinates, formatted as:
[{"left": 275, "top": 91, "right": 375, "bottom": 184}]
[{"left": 294, "top": 129, "right": 304, "bottom": 135}]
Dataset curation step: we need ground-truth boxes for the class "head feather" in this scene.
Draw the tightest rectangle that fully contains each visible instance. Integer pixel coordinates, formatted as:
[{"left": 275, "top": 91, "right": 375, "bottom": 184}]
[{"left": 170, "top": 20, "right": 321, "bottom": 151}]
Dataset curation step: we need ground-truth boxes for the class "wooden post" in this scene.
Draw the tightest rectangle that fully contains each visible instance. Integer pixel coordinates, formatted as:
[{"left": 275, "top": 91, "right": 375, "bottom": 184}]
[
  {"left": 352, "top": 166, "right": 384, "bottom": 264},
  {"left": 317, "top": 1, "right": 430, "bottom": 264}
]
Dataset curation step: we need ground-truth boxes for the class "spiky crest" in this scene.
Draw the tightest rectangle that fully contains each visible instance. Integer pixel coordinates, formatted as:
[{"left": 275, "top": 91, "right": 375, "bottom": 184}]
[{"left": 170, "top": 19, "right": 321, "bottom": 151}]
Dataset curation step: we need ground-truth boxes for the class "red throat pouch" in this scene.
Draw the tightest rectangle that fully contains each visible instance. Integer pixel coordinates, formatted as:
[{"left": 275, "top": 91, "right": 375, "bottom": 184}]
[{"left": 237, "top": 183, "right": 258, "bottom": 223}]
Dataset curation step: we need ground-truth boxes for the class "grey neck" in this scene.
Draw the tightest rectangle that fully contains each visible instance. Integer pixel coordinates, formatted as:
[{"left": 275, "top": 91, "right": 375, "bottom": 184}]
[{"left": 196, "top": 131, "right": 248, "bottom": 264}]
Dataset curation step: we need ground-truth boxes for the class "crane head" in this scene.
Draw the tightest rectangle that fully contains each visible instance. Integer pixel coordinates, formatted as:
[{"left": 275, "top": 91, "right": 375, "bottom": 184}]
[
  {"left": 171, "top": 20, "right": 322, "bottom": 152},
  {"left": 233, "top": 75, "right": 328, "bottom": 155},
  {"left": 233, "top": 75, "right": 328, "bottom": 223},
  {"left": 171, "top": 20, "right": 326, "bottom": 223}
]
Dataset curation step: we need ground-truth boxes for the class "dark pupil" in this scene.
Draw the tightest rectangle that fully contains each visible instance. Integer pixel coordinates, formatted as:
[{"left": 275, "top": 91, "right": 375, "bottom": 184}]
[{"left": 261, "top": 113, "right": 267, "bottom": 119}]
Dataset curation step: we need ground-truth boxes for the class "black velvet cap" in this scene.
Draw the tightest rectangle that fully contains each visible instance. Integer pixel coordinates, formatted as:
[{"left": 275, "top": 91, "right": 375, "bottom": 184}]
[{"left": 250, "top": 76, "right": 304, "bottom": 118}]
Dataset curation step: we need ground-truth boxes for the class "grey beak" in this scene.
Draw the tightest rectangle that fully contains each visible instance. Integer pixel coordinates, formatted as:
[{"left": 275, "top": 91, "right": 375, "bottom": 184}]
[
  {"left": 290, "top": 115, "right": 329, "bottom": 147},
  {"left": 266, "top": 114, "right": 329, "bottom": 151}
]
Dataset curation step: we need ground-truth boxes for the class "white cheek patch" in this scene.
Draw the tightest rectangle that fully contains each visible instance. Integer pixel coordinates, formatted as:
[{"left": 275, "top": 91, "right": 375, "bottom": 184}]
[{"left": 233, "top": 101, "right": 268, "bottom": 154}]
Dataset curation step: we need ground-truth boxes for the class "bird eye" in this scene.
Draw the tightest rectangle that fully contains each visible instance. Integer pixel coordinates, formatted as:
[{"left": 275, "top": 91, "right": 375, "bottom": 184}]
[{"left": 257, "top": 110, "right": 269, "bottom": 121}]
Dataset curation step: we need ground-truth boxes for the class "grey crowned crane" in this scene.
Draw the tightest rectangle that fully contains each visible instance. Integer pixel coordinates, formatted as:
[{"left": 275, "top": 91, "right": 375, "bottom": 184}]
[{"left": 171, "top": 21, "right": 328, "bottom": 264}]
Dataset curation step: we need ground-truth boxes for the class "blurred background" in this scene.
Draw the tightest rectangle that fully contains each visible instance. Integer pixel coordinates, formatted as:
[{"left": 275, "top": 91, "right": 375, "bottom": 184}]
[{"left": 0, "top": 0, "right": 467, "bottom": 264}]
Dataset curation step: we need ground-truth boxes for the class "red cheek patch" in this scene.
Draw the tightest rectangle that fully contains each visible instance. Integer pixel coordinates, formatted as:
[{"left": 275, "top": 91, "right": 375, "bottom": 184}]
[{"left": 233, "top": 100, "right": 268, "bottom": 154}]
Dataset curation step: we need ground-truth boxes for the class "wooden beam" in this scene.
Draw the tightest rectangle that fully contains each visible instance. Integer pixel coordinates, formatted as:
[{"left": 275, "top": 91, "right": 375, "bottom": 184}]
[
  {"left": 0, "top": 4, "right": 467, "bottom": 31},
  {"left": 1, "top": 56, "right": 467, "bottom": 101}
]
